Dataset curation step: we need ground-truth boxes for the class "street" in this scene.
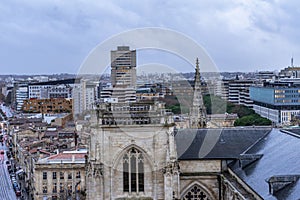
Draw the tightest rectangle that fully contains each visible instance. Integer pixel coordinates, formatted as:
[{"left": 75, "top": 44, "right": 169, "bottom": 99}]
[{"left": 0, "top": 143, "right": 17, "bottom": 200}]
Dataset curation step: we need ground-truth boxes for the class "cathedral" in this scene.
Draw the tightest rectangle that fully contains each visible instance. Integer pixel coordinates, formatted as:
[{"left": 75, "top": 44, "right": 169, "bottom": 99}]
[{"left": 83, "top": 47, "right": 293, "bottom": 200}]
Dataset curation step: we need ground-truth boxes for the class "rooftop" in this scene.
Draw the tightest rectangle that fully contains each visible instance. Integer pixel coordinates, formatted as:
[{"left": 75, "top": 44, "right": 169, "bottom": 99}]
[
  {"left": 231, "top": 129, "right": 300, "bottom": 200},
  {"left": 37, "top": 151, "right": 86, "bottom": 164},
  {"left": 175, "top": 127, "right": 271, "bottom": 160}
]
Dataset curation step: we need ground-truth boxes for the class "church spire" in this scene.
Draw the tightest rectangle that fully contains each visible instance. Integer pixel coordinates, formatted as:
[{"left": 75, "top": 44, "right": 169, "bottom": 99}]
[
  {"left": 189, "top": 58, "right": 207, "bottom": 128},
  {"left": 194, "top": 58, "right": 201, "bottom": 90}
]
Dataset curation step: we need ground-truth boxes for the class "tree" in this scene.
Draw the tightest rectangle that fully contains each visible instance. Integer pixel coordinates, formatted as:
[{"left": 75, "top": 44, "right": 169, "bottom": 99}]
[
  {"left": 203, "top": 94, "right": 271, "bottom": 126},
  {"left": 234, "top": 114, "right": 272, "bottom": 126}
]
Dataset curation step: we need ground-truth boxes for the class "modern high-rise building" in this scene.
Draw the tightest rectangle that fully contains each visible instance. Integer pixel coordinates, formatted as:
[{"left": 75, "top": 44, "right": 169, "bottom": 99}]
[
  {"left": 111, "top": 46, "right": 136, "bottom": 88},
  {"left": 100, "top": 46, "right": 137, "bottom": 103}
]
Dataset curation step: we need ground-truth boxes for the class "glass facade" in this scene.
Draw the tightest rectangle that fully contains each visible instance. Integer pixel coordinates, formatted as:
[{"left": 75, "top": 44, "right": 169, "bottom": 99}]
[
  {"left": 250, "top": 86, "right": 300, "bottom": 106},
  {"left": 250, "top": 86, "right": 300, "bottom": 124}
]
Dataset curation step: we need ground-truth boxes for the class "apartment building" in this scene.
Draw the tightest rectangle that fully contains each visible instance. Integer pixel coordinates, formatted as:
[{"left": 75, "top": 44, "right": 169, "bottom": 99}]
[
  {"left": 22, "top": 98, "right": 72, "bottom": 114},
  {"left": 34, "top": 151, "right": 86, "bottom": 200}
]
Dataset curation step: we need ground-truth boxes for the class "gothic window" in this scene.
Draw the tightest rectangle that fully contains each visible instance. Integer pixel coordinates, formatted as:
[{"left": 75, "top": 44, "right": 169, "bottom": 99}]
[
  {"left": 123, "top": 148, "right": 144, "bottom": 193},
  {"left": 182, "top": 184, "right": 210, "bottom": 200}
]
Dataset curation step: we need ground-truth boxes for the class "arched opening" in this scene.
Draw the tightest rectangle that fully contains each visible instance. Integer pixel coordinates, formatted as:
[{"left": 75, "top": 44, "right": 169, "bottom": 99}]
[{"left": 123, "top": 147, "right": 144, "bottom": 193}]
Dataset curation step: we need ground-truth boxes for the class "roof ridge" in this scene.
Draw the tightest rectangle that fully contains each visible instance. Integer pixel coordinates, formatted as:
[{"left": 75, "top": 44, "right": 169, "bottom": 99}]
[{"left": 241, "top": 128, "right": 272, "bottom": 154}]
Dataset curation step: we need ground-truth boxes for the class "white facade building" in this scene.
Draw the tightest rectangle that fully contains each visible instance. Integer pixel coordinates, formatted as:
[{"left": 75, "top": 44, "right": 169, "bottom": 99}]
[
  {"left": 73, "top": 80, "right": 98, "bottom": 116},
  {"left": 15, "top": 84, "right": 28, "bottom": 111}
]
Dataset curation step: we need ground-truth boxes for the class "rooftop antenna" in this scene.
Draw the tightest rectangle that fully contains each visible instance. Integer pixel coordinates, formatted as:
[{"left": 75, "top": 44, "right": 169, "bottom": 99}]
[{"left": 291, "top": 56, "right": 294, "bottom": 68}]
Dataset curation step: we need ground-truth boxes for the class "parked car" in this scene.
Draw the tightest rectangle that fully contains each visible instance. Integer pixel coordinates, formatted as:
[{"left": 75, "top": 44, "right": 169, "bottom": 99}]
[
  {"left": 15, "top": 189, "right": 21, "bottom": 196},
  {"left": 0, "top": 150, "right": 4, "bottom": 154},
  {"left": 12, "top": 182, "right": 19, "bottom": 190}
]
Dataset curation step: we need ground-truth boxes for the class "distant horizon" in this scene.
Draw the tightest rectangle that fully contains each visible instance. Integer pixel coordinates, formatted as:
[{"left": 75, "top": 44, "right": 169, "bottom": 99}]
[{"left": 0, "top": 70, "right": 283, "bottom": 77}]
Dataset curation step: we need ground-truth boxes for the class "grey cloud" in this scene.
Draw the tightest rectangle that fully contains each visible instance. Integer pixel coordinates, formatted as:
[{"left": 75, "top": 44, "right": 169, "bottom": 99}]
[{"left": 0, "top": 0, "right": 300, "bottom": 74}]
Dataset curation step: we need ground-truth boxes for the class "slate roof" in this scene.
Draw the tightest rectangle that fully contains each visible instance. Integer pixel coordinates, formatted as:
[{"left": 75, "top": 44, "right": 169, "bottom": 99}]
[
  {"left": 231, "top": 129, "right": 300, "bottom": 200},
  {"left": 175, "top": 127, "right": 271, "bottom": 160}
]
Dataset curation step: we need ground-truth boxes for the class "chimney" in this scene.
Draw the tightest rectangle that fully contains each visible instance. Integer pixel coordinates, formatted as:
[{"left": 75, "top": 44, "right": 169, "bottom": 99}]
[{"left": 37, "top": 147, "right": 41, "bottom": 159}]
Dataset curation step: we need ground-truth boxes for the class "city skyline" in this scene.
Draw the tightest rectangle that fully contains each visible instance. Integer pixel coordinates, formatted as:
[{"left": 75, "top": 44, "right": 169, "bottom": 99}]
[{"left": 0, "top": 1, "right": 300, "bottom": 74}]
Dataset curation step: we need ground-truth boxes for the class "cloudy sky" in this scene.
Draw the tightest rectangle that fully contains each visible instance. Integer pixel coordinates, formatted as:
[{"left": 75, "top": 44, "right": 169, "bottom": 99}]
[{"left": 0, "top": 0, "right": 299, "bottom": 74}]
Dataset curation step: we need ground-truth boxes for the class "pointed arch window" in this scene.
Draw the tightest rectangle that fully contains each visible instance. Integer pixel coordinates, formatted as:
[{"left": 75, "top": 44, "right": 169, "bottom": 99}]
[
  {"left": 182, "top": 184, "right": 210, "bottom": 200},
  {"left": 123, "top": 148, "right": 144, "bottom": 193}
]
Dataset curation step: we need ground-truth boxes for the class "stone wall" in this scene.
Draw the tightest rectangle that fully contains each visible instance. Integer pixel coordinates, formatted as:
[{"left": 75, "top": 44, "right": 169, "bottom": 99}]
[{"left": 87, "top": 125, "right": 174, "bottom": 200}]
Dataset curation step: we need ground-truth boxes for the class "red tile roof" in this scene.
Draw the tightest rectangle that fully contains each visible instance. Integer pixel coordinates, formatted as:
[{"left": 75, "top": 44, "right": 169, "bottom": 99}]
[{"left": 47, "top": 153, "right": 86, "bottom": 160}]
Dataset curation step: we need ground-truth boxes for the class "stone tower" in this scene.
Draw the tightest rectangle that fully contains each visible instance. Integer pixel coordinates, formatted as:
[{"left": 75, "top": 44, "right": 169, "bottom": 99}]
[
  {"left": 189, "top": 58, "right": 207, "bottom": 128},
  {"left": 84, "top": 102, "right": 179, "bottom": 200},
  {"left": 85, "top": 46, "right": 179, "bottom": 200}
]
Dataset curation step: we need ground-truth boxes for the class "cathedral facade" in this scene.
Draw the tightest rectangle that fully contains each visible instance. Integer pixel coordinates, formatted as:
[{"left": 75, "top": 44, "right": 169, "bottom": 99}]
[
  {"left": 83, "top": 48, "right": 261, "bottom": 199},
  {"left": 84, "top": 109, "right": 262, "bottom": 200}
]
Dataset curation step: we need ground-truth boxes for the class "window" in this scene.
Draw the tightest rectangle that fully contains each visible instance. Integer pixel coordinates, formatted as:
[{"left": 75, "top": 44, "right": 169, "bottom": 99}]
[
  {"left": 182, "top": 184, "right": 210, "bottom": 200},
  {"left": 53, "top": 183, "right": 57, "bottom": 193},
  {"left": 43, "top": 172, "right": 47, "bottom": 180},
  {"left": 76, "top": 184, "right": 81, "bottom": 192},
  {"left": 67, "top": 183, "right": 72, "bottom": 194},
  {"left": 68, "top": 172, "right": 72, "bottom": 179},
  {"left": 60, "top": 172, "right": 64, "bottom": 179},
  {"left": 59, "top": 183, "right": 64, "bottom": 193},
  {"left": 76, "top": 171, "right": 81, "bottom": 179},
  {"left": 53, "top": 172, "right": 57, "bottom": 180},
  {"left": 123, "top": 148, "right": 144, "bottom": 193},
  {"left": 42, "top": 183, "right": 47, "bottom": 194}
]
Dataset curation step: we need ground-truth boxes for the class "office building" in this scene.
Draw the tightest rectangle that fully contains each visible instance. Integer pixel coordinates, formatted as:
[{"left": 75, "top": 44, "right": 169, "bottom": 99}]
[
  {"left": 100, "top": 46, "right": 137, "bottom": 103},
  {"left": 111, "top": 46, "right": 136, "bottom": 88},
  {"left": 227, "top": 79, "right": 256, "bottom": 108},
  {"left": 250, "top": 81, "right": 300, "bottom": 125},
  {"left": 28, "top": 79, "right": 76, "bottom": 99}
]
